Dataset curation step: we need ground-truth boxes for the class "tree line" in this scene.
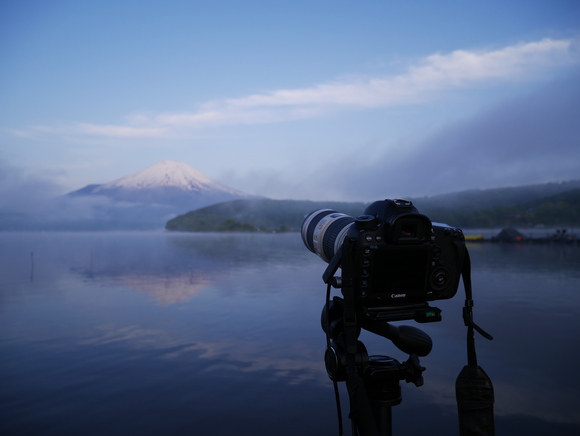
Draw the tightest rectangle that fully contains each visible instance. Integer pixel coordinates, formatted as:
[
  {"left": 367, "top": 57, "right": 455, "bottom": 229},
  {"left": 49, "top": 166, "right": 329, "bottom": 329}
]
[{"left": 166, "top": 185, "right": 580, "bottom": 232}]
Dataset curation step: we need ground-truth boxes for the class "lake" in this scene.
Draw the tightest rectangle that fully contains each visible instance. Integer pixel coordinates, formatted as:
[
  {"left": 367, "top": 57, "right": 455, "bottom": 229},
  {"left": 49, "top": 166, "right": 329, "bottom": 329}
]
[{"left": 1, "top": 231, "right": 579, "bottom": 435}]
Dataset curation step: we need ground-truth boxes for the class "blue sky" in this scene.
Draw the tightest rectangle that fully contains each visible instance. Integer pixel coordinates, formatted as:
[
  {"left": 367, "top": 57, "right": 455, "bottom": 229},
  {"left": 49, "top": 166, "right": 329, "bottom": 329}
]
[{"left": 1, "top": 0, "right": 579, "bottom": 202}]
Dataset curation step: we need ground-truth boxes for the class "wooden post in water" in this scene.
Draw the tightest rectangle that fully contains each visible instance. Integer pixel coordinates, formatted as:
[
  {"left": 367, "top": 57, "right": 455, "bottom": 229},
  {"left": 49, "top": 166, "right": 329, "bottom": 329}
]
[{"left": 30, "top": 252, "right": 34, "bottom": 281}]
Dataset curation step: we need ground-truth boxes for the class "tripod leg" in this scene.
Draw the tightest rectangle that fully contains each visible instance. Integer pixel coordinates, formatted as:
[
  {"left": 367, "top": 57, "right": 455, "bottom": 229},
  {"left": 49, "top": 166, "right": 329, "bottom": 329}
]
[{"left": 373, "top": 406, "right": 392, "bottom": 436}]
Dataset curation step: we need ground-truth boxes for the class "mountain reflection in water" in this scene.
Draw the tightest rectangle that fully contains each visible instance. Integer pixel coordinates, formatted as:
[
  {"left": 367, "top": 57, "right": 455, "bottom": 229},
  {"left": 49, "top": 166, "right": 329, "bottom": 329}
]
[{"left": 1, "top": 232, "right": 579, "bottom": 436}]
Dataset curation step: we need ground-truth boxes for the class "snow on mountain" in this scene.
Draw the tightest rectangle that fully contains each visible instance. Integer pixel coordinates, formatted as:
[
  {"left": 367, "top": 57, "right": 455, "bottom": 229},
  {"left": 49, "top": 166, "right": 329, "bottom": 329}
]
[
  {"left": 95, "top": 160, "right": 243, "bottom": 195},
  {"left": 62, "top": 161, "right": 257, "bottom": 229},
  {"left": 69, "top": 160, "right": 250, "bottom": 205}
]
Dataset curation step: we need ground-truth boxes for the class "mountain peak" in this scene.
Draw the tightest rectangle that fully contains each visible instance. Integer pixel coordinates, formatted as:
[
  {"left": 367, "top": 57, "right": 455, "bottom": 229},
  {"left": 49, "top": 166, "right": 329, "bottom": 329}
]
[
  {"left": 66, "top": 160, "right": 255, "bottom": 218},
  {"left": 95, "top": 160, "right": 237, "bottom": 194}
]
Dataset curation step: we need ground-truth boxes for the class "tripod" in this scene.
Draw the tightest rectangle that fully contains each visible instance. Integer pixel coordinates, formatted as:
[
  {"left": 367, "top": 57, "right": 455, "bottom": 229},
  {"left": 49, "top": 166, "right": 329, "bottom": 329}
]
[
  {"left": 320, "top": 237, "right": 494, "bottom": 436},
  {"left": 323, "top": 296, "right": 435, "bottom": 436}
]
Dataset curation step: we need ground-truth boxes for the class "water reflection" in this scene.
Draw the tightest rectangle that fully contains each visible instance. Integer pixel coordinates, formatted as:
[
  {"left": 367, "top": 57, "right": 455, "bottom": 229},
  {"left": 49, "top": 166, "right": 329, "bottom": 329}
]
[
  {"left": 64, "top": 232, "right": 315, "bottom": 305},
  {"left": 1, "top": 232, "right": 579, "bottom": 435}
]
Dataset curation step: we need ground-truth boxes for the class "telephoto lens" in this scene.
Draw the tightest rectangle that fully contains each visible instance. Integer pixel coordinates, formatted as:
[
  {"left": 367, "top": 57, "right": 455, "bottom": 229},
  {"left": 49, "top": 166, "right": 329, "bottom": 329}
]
[{"left": 301, "top": 209, "right": 355, "bottom": 263}]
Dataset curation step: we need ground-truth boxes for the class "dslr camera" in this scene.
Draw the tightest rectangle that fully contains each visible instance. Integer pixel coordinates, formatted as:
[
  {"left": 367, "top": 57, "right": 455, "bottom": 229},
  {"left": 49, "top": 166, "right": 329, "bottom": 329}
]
[{"left": 302, "top": 199, "right": 466, "bottom": 322}]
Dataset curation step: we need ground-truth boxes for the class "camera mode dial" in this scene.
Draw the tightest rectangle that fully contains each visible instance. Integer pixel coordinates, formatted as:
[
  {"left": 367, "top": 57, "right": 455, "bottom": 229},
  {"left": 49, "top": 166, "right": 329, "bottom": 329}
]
[{"left": 355, "top": 215, "right": 379, "bottom": 230}]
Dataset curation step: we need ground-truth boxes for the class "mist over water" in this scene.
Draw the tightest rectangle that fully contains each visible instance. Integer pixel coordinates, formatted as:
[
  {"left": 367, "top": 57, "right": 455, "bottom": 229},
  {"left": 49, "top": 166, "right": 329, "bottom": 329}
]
[{"left": 1, "top": 232, "right": 579, "bottom": 435}]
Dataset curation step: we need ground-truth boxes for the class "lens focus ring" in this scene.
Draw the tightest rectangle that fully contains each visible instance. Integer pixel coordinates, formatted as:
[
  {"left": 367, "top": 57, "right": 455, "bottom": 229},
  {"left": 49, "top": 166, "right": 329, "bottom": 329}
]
[
  {"left": 322, "top": 217, "right": 355, "bottom": 262},
  {"left": 302, "top": 210, "right": 355, "bottom": 263},
  {"left": 301, "top": 209, "right": 335, "bottom": 253}
]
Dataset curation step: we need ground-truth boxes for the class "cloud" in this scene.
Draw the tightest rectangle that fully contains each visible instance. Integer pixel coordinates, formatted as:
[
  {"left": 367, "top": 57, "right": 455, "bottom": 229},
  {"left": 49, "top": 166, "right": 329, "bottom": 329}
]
[
  {"left": 211, "top": 38, "right": 577, "bottom": 110},
  {"left": 218, "top": 70, "right": 580, "bottom": 201},
  {"left": 11, "top": 122, "right": 169, "bottom": 140},
  {"left": 76, "top": 123, "right": 169, "bottom": 138},
  {"left": 0, "top": 161, "right": 120, "bottom": 227},
  {"left": 310, "top": 71, "right": 580, "bottom": 200},
  {"left": 17, "top": 38, "right": 580, "bottom": 139},
  {"left": 0, "top": 161, "right": 64, "bottom": 212},
  {"left": 406, "top": 38, "right": 578, "bottom": 86}
]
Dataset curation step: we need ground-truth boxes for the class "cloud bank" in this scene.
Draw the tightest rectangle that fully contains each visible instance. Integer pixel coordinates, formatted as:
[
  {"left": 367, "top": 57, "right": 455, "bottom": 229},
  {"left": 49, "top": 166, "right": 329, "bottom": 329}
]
[
  {"left": 19, "top": 38, "right": 580, "bottom": 139},
  {"left": 0, "top": 162, "right": 138, "bottom": 229},
  {"left": 282, "top": 72, "right": 580, "bottom": 200}
]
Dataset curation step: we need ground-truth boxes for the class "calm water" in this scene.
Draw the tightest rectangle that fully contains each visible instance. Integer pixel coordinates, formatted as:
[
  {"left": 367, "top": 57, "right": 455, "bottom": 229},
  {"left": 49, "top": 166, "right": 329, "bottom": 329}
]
[{"left": 1, "top": 232, "right": 579, "bottom": 435}]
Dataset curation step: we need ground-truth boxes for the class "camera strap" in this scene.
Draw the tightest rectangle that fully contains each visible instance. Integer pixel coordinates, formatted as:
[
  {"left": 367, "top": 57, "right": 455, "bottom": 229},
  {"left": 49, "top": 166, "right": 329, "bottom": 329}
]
[
  {"left": 461, "top": 249, "right": 493, "bottom": 363},
  {"left": 456, "top": 248, "right": 495, "bottom": 436}
]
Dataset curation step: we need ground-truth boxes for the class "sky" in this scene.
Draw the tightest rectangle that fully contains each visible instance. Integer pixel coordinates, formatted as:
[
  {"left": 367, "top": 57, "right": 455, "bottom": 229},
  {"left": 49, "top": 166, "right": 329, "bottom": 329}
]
[{"left": 1, "top": 0, "right": 580, "bottom": 203}]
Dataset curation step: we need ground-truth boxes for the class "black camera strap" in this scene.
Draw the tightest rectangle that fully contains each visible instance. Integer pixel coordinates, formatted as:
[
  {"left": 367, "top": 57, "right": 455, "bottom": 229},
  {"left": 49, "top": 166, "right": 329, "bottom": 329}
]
[
  {"left": 461, "top": 249, "right": 493, "bottom": 362},
  {"left": 325, "top": 281, "right": 345, "bottom": 436},
  {"left": 456, "top": 248, "right": 495, "bottom": 436}
]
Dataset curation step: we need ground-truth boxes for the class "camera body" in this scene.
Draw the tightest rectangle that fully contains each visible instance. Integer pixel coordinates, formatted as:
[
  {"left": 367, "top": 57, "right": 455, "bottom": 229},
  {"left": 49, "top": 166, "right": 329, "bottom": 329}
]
[{"left": 302, "top": 199, "right": 466, "bottom": 320}]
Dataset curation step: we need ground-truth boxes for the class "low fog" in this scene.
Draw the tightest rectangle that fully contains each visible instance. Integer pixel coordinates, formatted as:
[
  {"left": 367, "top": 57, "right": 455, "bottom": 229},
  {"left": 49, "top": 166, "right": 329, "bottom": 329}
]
[
  {"left": 252, "top": 72, "right": 580, "bottom": 202},
  {"left": 2, "top": 73, "right": 579, "bottom": 227}
]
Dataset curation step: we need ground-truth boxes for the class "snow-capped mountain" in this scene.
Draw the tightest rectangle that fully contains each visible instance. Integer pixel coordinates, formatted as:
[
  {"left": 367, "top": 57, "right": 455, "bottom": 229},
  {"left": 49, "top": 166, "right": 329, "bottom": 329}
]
[
  {"left": 97, "top": 160, "right": 243, "bottom": 194},
  {"left": 69, "top": 160, "right": 251, "bottom": 207},
  {"left": 62, "top": 161, "right": 257, "bottom": 229}
]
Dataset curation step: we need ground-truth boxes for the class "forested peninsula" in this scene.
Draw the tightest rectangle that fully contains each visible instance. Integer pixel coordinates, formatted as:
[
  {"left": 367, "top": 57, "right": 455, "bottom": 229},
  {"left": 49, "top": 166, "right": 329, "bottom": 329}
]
[{"left": 166, "top": 181, "right": 580, "bottom": 232}]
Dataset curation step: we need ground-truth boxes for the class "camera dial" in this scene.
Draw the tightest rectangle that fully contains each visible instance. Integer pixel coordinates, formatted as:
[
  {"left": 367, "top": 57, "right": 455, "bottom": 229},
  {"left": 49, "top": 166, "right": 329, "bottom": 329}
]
[{"left": 355, "top": 214, "right": 379, "bottom": 230}]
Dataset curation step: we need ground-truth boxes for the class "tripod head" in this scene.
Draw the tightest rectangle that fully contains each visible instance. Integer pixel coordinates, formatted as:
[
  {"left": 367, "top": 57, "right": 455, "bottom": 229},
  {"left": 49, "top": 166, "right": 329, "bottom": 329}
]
[{"left": 322, "top": 297, "right": 433, "bottom": 357}]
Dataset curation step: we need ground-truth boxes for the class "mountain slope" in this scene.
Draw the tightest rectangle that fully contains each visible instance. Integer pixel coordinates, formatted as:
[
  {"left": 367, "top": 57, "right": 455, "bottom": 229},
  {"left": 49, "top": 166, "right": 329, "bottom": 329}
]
[
  {"left": 51, "top": 160, "right": 257, "bottom": 230},
  {"left": 166, "top": 182, "right": 580, "bottom": 232},
  {"left": 412, "top": 180, "right": 580, "bottom": 211},
  {"left": 412, "top": 181, "right": 580, "bottom": 227},
  {"left": 166, "top": 199, "right": 367, "bottom": 232}
]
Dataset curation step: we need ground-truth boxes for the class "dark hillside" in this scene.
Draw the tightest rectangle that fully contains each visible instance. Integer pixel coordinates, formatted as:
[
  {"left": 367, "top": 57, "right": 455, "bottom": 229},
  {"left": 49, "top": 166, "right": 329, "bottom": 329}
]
[
  {"left": 166, "top": 181, "right": 580, "bottom": 232},
  {"left": 412, "top": 180, "right": 580, "bottom": 211},
  {"left": 414, "top": 187, "right": 580, "bottom": 228},
  {"left": 165, "top": 199, "right": 368, "bottom": 232}
]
